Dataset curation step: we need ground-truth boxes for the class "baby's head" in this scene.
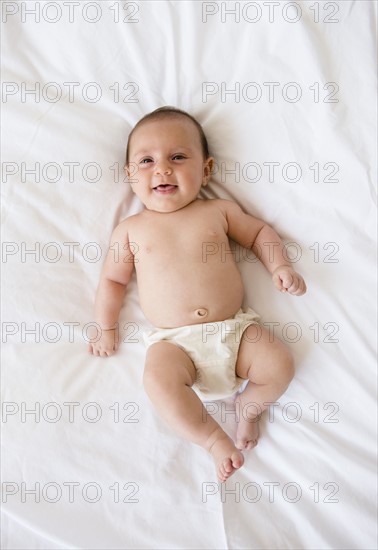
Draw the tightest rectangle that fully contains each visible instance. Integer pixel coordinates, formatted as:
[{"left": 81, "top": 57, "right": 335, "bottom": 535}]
[
  {"left": 125, "top": 106, "right": 210, "bottom": 165},
  {"left": 125, "top": 107, "right": 214, "bottom": 213}
]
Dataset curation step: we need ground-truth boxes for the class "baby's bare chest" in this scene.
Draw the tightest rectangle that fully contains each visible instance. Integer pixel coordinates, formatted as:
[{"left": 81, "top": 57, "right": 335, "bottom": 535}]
[{"left": 130, "top": 211, "right": 229, "bottom": 265}]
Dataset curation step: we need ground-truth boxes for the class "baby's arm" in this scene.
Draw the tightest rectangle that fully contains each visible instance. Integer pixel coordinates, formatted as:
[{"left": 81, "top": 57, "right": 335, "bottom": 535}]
[
  {"left": 223, "top": 200, "right": 306, "bottom": 296},
  {"left": 252, "top": 223, "right": 306, "bottom": 295},
  {"left": 88, "top": 221, "right": 135, "bottom": 356}
]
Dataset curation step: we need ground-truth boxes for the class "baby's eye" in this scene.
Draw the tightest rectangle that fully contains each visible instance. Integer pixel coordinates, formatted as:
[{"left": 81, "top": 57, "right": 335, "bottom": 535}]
[
  {"left": 140, "top": 158, "right": 153, "bottom": 164},
  {"left": 172, "top": 154, "right": 186, "bottom": 160}
]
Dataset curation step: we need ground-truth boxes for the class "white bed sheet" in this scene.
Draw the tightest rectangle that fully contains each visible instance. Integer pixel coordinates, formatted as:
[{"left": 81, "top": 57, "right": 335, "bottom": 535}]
[{"left": 1, "top": 1, "right": 377, "bottom": 548}]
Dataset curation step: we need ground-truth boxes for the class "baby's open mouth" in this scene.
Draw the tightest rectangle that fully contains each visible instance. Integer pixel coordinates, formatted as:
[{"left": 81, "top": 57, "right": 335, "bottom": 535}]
[{"left": 153, "top": 184, "right": 178, "bottom": 193}]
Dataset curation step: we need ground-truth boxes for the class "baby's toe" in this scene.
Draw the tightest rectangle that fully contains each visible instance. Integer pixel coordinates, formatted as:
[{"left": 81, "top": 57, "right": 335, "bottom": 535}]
[
  {"left": 231, "top": 450, "right": 244, "bottom": 468},
  {"left": 218, "top": 458, "right": 234, "bottom": 482}
]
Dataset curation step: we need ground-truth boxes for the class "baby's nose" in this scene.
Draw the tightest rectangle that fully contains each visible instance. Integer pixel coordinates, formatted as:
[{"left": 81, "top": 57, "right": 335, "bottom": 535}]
[{"left": 155, "top": 162, "right": 172, "bottom": 175}]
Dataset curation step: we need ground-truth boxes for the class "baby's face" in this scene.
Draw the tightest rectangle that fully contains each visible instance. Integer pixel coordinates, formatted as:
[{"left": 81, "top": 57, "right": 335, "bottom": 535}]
[{"left": 126, "top": 117, "right": 213, "bottom": 213}]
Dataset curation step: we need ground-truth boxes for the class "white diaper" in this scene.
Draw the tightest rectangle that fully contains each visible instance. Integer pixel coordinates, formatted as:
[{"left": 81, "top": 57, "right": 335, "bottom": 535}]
[{"left": 143, "top": 308, "right": 260, "bottom": 401}]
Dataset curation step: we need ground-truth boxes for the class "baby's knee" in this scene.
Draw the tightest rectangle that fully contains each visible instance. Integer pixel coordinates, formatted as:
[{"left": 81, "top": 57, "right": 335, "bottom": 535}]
[
  {"left": 279, "top": 348, "right": 295, "bottom": 386},
  {"left": 143, "top": 342, "right": 196, "bottom": 391},
  {"left": 143, "top": 353, "right": 193, "bottom": 396}
]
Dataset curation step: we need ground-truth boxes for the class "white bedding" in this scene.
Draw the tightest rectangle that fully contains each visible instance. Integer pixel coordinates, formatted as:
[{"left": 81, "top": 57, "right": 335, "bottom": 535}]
[{"left": 1, "top": 1, "right": 377, "bottom": 548}]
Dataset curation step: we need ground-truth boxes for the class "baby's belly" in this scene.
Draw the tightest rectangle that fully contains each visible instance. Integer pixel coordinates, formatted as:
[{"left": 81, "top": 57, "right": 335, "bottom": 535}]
[{"left": 137, "top": 266, "right": 245, "bottom": 328}]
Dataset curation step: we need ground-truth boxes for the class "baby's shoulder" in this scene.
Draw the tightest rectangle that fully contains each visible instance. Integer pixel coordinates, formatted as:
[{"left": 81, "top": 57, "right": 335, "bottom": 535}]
[
  {"left": 202, "top": 198, "right": 242, "bottom": 216},
  {"left": 117, "top": 210, "right": 146, "bottom": 227},
  {"left": 110, "top": 212, "right": 144, "bottom": 241},
  {"left": 199, "top": 197, "right": 231, "bottom": 209}
]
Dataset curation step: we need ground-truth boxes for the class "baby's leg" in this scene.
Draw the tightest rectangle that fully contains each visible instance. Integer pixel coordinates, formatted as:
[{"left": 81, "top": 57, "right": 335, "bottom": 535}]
[
  {"left": 143, "top": 341, "right": 244, "bottom": 482},
  {"left": 235, "top": 324, "right": 294, "bottom": 450}
]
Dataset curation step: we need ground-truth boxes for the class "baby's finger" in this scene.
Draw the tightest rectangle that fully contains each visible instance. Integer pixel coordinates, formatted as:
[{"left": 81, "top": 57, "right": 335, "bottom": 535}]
[
  {"left": 286, "top": 277, "right": 300, "bottom": 293},
  {"left": 288, "top": 277, "right": 307, "bottom": 296},
  {"left": 280, "top": 272, "right": 294, "bottom": 291},
  {"left": 297, "top": 279, "right": 307, "bottom": 295},
  {"left": 272, "top": 272, "right": 286, "bottom": 291}
]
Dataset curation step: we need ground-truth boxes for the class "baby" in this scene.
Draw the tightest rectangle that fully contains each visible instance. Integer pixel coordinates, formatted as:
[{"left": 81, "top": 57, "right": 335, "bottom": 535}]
[{"left": 89, "top": 107, "right": 307, "bottom": 482}]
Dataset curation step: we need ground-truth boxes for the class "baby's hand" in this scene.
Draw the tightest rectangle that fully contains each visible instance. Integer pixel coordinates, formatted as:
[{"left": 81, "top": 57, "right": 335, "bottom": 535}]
[
  {"left": 272, "top": 266, "right": 307, "bottom": 296},
  {"left": 88, "top": 328, "right": 119, "bottom": 357}
]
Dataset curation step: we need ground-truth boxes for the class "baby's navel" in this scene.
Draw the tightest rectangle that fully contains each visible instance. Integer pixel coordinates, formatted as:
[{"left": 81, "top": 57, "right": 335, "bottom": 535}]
[{"left": 195, "top": 308, "right": 208, "bottom": 318}]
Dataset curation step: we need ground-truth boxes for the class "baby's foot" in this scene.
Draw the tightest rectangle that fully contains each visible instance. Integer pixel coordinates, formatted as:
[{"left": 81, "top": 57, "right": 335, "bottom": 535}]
[
  {"left": 235, "top": 395, "right": 260, "bottom": 450},
  {"left": 208, "top": 433, "right": 244, "bottom": 482}
]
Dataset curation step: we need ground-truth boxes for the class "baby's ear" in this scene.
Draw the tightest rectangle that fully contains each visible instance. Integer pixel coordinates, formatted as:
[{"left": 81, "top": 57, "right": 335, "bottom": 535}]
[{"left": 202, "top": 157, "right": 214, "bottom": 185}]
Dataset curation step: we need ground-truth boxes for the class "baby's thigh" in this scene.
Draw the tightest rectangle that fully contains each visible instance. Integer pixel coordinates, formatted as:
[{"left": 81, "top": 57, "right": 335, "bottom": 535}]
[
  {"left": 235, "top": 324, "right": 293, "bottom": 383},
  {"left": 144, "top": 341, "right": 196, "bottom": 388}
]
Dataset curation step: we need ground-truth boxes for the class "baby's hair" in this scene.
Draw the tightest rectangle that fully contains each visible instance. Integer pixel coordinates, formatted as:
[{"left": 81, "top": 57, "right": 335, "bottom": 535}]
[{"left": 125, "top": 106, "right": 210, "bottom": 165}]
